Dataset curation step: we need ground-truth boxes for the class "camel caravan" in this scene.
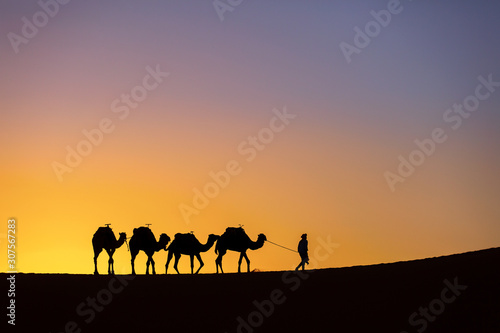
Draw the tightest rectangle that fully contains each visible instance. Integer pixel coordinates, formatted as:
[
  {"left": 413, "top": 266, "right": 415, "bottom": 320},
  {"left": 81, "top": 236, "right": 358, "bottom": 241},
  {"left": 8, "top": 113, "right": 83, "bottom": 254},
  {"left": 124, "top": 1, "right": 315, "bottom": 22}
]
[{"left": 92, "top": 224, "right": 267, "bottom": 275}]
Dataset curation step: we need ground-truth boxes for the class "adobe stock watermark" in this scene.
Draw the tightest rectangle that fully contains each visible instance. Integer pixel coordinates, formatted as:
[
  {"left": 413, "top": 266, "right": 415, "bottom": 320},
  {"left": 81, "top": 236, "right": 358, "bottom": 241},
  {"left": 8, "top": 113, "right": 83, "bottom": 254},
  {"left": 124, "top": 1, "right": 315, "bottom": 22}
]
[
  {"left": 6, "top": 218, "right": 17, "bottom": 326},
  {"left": 225, "top": 235, "right": 339, "bottom": 333},
  {"left": 178, "top": 106, "right": 296, "bottom": 225},
  {"left": 400, "top": 277, "right": 467, "bottom": 333},
  {"left": 339, "top": 0, "right": 414, "bottom": 64},
  {"left": 50, "top": 275, "right": 135, "bottom": 333},
  {"left": 52, "top": 65, "right": 169, "bottom": 182},
  {"left": 384, "top": 73, "right": 499, "bottom": 192},
  {"left": 213, "top": 0, "right": 244, "bottom": 22},
  {"left": 7, "top": 0, "right": 72, "bottom": 54}
]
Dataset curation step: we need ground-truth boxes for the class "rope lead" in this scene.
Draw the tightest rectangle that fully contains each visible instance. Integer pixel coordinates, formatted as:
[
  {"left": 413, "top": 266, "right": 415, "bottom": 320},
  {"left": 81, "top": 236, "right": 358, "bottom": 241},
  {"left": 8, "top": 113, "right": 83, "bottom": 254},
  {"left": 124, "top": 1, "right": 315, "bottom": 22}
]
[{"left": 266, "top": 240, "right": 298, "bottom": 253}]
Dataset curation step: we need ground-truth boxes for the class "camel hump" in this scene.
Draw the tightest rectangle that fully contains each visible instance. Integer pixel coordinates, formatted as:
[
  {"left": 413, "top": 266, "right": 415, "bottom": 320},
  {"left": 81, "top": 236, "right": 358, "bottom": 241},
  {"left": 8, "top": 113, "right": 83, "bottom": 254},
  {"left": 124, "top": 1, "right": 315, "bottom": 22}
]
[
  {"left": 224, "top": 227, "right": 246, "bottom": 237},
  {"left": 174, "top": 233, "right": 197, "bottom": 242},
  {"left": 133, "top": 227, "right": 155, "bottom": 240},
  {"left": 225, "top": 227, "right": 244, "bottom": 234},
  {"left": 222, "top": 227, "right": 250, "bottom": 244},
  {"left": 95, "top": 226, "right": 114, "bottom": 237}
]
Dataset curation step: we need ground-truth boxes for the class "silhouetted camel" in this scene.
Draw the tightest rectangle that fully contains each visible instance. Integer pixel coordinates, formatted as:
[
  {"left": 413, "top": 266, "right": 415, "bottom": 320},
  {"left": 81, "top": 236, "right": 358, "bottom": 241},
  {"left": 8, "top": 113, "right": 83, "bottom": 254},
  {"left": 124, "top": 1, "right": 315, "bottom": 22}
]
[
  {"left": 215, "top": 227, "right": 267, "bottom": 273},
  {"left": 166, "top": 233, "right": 220, "bottom": 274},
  {"left": 130, "top": 227, "right": 170, "bottom": 275},
  {"left": 92, "top": 225, "right": 127, "bottom": 275}
]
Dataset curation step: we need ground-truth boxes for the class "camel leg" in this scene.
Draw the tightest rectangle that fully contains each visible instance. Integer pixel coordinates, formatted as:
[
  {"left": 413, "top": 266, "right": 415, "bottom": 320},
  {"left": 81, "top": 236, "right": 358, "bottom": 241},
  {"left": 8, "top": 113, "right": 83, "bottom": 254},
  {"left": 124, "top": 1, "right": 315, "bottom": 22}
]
[
  {"left": 110, "top": 249, "right": 116, "bottom": 274},
  {"left": 131, "top": 250, "right": 138, "bottom": 275},
  {"left": 151, "top": 257, "right": 156, "bottom": 275},
  {"left": 174, "top": 253, "right": 181, "bottom": 274},
  {"left": 242, "top": 252, "right": 250, "bottom": 272},
  {"left": 190, "top": 255, "right": 194, "bottom": 274},
  {"left": 93, "top": 248, "right": 102, "bottom": 275},
  {"left": 166, "top": 251, "right": 173, "bottom": 274},
  {"left": 238, "top": 253, "right": 245, "bottom": 273},
  {"left": 215, "top": 250, "right": 225, "bottom": 274},
  {"left": 106, "top": 249, "right": 115, "bottom": 275},
  {"left": 195, "top": 253, "right": 204, "bottom": 274},
  {"left": 146, "top": 257, "right": 150, "bottom": 275}
]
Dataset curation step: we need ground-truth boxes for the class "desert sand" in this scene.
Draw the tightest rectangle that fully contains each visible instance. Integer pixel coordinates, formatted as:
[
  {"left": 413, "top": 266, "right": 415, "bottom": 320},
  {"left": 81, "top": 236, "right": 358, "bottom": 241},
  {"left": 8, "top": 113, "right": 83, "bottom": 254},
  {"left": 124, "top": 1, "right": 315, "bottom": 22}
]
[{"left": 3, "top": 247, "right": 500, "bottom": 332}]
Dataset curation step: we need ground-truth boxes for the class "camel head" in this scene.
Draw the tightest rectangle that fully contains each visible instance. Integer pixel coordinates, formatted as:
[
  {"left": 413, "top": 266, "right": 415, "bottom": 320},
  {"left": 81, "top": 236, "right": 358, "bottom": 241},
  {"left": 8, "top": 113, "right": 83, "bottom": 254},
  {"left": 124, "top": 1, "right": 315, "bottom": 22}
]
[
  {"left": 208, "top": 234, "right": 220, "bottom": 243},
  {"left": 158, "top": 233, "right": 171, "bottom": 250},
  {"left": 248, "top": 233, "right": 267, "bottom": 251},
  {"left": 116, "top": 232, "right": 127, "bottom": 247}
]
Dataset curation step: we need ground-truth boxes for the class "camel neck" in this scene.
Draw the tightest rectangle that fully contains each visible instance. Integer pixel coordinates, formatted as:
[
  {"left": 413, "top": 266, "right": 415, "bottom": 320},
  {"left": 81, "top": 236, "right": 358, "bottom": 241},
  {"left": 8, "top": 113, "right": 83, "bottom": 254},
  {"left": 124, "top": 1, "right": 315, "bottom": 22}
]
[
  {"left": 199, "top": 238, "right": 216, "bottom": 252},
  {"left": 249, "top": 239, "right": 264, "bottom": 250}
]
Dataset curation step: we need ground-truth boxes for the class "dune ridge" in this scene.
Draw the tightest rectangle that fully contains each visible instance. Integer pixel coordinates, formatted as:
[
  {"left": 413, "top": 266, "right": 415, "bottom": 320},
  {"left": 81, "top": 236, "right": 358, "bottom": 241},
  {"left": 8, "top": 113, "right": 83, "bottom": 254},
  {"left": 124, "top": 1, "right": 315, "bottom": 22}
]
[{"left": 3, "top": 247, "right": 499, "bottom": 332}]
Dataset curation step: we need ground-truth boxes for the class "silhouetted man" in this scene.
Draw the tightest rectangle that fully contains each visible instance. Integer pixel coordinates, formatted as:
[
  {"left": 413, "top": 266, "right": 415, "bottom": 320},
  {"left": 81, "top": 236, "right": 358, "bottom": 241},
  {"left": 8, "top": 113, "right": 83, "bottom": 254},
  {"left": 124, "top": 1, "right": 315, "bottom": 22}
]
[{"left": 295, "top": 234, "right": 309, "bottom": 271}]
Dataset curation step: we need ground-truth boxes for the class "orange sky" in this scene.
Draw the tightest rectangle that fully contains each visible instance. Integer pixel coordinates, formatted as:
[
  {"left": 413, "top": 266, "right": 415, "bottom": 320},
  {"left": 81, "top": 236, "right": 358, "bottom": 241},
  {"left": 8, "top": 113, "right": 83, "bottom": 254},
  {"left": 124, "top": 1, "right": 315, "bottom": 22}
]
[{"left": 1, "top": 1, "right": 499, "bottom": 274}]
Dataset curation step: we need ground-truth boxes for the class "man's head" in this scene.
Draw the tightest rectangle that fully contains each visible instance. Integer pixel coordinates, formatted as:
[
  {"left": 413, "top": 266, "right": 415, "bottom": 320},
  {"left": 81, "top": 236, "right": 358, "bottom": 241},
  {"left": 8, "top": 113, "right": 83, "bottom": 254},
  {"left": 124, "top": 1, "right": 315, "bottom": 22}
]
[{"left": 301, "top": 233, "right": 307, "bottom": 239}]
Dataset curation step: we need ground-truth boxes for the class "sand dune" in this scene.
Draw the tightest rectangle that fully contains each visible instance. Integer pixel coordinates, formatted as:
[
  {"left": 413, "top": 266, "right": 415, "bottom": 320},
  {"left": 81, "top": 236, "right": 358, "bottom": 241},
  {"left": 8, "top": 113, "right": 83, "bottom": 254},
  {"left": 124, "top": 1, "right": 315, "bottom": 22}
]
[{"left": 3, "top": 247, "right": 500, "bottom": 332}]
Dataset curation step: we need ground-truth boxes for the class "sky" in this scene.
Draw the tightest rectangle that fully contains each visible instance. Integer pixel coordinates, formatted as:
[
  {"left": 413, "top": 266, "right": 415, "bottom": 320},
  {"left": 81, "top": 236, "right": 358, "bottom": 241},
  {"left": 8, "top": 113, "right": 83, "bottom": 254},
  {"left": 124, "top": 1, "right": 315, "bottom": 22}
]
[{"left": 1, "top": 0, "right": 499, "bottom": 274}]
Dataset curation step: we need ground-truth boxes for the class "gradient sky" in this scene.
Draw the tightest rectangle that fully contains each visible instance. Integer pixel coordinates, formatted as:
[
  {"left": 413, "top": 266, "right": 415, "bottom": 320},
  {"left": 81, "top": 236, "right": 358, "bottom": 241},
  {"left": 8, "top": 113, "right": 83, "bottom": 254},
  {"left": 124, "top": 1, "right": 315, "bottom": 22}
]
[{"left": 1, "top": 0, "right": 499, "bottom": 274}]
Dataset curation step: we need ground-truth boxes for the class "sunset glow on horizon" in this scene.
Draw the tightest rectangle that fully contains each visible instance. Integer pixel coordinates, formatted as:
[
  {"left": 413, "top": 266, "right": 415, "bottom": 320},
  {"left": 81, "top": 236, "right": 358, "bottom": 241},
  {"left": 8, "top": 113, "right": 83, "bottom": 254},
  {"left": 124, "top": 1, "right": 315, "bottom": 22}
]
[{"left": 1, "top": 0, "right": 499, "bottom": 275}]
